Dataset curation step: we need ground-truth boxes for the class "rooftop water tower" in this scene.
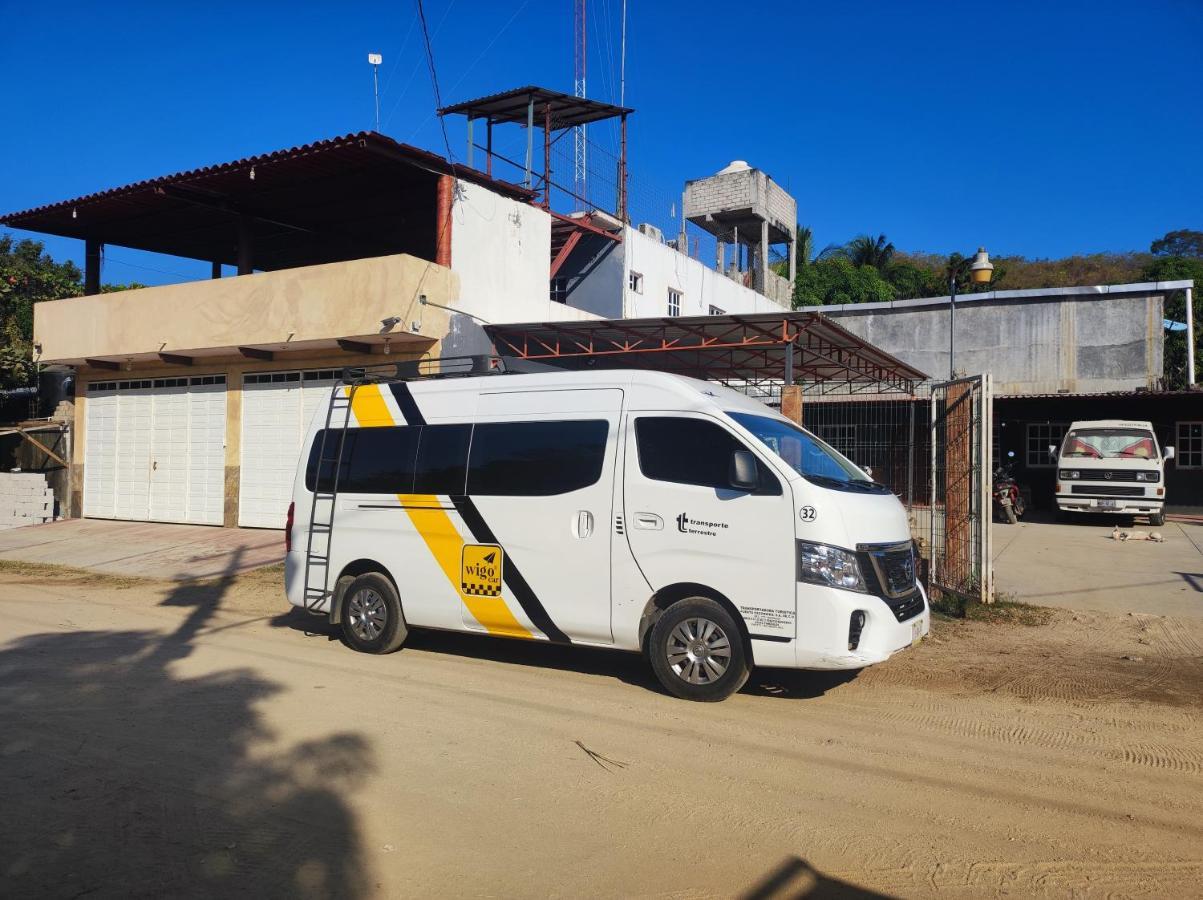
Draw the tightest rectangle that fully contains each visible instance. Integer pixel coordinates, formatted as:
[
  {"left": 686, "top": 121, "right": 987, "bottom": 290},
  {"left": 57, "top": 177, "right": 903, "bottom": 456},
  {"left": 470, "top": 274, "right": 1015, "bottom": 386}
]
[{"left": 683, "top": 161, "right": 797, "bottom": 306}]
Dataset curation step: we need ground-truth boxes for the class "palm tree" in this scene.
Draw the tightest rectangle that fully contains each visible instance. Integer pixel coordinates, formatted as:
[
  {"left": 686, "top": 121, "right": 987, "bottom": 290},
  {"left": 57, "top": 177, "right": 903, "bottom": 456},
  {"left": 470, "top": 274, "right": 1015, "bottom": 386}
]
[
  {"left": 841, "top": 234, "right": 895, "bottom": 273},
  {"left": 795, "top": 226, "right": 814, "bottom": 267}
]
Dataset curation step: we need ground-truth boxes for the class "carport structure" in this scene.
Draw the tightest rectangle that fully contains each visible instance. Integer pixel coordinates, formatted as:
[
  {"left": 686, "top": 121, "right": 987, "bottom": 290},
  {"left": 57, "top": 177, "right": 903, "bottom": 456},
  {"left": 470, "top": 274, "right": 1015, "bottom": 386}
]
[{"left": 485, "top": 311, "right": 927, "bottom": 400}]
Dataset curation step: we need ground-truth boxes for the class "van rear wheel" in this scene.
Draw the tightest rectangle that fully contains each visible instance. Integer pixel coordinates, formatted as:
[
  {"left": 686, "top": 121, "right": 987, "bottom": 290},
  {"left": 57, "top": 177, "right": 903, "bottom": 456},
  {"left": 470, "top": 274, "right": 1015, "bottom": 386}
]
[
  {"left": 340, "top": 572, "right": 407, "bottom": 654},
  {"left": 648, "top": 597, "right": 749, "bottom": 702},
  {"left": 1149, "top": 511, "right": 1165, "bottom": 527}
]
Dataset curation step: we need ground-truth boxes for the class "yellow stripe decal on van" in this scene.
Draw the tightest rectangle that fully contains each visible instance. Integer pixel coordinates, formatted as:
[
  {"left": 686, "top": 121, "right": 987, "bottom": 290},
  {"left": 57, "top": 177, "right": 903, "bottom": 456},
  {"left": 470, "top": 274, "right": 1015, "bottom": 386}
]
[
  {"left": 344, "top": 384, "right": 533, "bottom": 639},
  {"left": 401, "top": 494, "right": 532, "bottom": 638},
  {"left": 344, "top": 384, "right": 395, "bottom": 428}
]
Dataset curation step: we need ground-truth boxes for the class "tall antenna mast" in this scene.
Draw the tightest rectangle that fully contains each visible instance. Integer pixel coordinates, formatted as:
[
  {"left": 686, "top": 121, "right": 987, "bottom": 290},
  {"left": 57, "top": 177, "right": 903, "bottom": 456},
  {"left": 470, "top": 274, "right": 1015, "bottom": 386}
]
[
  {"left": 619, "top": 0, "right": 627, "bottom": 107},
  {"left": 368, "top": 53, "right": 383, "bottom": 132},
  {"left": 573, "top": 0, "right": 587, "bottom": 210}
]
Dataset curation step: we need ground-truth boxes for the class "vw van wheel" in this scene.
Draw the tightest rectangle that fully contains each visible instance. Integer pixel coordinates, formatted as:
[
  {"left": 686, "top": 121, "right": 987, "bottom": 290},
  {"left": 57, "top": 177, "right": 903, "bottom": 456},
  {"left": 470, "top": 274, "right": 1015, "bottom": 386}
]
[
  {"left": 1149, "top": 511, "right": 1165, "bottom": 527},
  {"left": 648, "top": 598, "right": 749, "bottom": 702},
  {"left": 340, "top": 572, "right": 407, "bottom": 654}
]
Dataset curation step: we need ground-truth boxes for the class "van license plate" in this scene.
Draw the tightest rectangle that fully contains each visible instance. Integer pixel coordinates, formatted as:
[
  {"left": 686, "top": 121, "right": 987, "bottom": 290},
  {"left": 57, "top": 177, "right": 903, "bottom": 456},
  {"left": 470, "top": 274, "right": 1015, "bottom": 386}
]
[
  {"left": 911, "top": 619, "right": 923, "bottom": 645},
  {"left": 1098, "top": 499, "right": 1118, "bottom": 509}
]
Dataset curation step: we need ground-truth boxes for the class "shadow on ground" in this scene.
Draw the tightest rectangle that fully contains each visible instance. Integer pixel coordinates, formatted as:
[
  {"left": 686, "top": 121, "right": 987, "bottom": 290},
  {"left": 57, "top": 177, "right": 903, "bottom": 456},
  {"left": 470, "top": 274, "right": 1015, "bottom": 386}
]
[
  {"left": 0, "top": 550, "right": 374, "bottom": 898},
  {"left": 741, "top": 855, "right": 893, "bottom": 898},
  {"left": 273, "top": 608, "right": 860, "bottom": 700}
]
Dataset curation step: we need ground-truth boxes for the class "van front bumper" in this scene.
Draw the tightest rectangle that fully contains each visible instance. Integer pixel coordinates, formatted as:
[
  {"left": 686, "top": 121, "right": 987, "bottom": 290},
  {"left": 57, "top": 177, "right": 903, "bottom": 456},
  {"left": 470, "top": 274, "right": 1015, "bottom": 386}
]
[
  {"left": 790, "top": 582, "right": 930, "bottom": 670},
  {"left": 1056, "top": 497, "right": 1164, "bottom": 515}
]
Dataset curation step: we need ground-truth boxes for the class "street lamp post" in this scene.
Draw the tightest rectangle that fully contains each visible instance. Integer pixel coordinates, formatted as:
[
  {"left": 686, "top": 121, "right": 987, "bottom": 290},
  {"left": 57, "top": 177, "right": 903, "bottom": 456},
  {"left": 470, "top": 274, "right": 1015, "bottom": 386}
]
[{"left": 949, "top": 247, "right": 994, "bottom": 379}]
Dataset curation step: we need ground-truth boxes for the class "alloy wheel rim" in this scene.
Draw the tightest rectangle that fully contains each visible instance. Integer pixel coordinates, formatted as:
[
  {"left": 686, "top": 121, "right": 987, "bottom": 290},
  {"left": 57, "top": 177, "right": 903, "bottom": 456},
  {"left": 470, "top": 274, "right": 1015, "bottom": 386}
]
[
  {"left": 348, "top": 588, "right": 387, "bottom": 642},
  {"left": 666, "top": 617, "right": 731, "bottom": 684}
]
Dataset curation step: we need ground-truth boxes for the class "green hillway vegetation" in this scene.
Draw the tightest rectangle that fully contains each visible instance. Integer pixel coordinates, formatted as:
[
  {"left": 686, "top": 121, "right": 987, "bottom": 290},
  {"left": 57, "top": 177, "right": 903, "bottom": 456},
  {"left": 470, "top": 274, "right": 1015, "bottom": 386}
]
[{"left": 783, "top": 227, "right": 1203, "bottom": 389}]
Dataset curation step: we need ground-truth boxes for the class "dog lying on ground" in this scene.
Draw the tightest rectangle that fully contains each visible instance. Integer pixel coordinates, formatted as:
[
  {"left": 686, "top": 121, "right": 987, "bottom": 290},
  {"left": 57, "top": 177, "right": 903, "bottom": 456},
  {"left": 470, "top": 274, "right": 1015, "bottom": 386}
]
[{"left": 1111, "top": 526, "right": 1165, "bottom": 542}]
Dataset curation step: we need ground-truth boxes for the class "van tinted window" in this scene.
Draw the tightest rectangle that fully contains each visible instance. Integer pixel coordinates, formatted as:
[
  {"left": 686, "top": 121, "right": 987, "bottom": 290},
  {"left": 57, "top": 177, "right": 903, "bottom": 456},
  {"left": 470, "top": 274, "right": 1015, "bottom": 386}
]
[
  {"left": 414, "top": 424, "right": 472, "bottom": 495},
  {"left": 635, "top": 416, "right": 781, "bottom": 495},
  {"left": 468, "top": 420, "right": 609, "bottom": 496},
  {"left": 306, "top": 427, "right": 419, "bottom": 493}
]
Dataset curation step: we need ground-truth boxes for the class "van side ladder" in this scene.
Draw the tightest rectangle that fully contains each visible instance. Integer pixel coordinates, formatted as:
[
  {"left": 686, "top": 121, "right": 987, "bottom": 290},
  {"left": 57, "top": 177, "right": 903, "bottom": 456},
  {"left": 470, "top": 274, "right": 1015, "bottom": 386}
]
[{"left": 301, "top": 383, "right": 356, "bottom": 615}]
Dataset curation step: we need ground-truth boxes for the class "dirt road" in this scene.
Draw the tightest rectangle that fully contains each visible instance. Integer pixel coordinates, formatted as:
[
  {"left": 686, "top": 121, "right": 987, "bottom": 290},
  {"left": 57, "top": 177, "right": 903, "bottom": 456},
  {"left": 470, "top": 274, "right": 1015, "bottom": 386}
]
[{"left": 2, "top": 564, "right": 1201, "bottom": 898}]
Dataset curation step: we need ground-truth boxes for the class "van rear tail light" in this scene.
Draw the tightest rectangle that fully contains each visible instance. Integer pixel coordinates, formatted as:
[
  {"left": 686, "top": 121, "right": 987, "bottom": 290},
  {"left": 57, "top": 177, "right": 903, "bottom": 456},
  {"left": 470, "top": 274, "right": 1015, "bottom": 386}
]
[
  {"left": 848, "top": 611, "right": 866, "bottom": 651},
  {"left": 285, "top": 502, "right": 295, "bottom": 552}
]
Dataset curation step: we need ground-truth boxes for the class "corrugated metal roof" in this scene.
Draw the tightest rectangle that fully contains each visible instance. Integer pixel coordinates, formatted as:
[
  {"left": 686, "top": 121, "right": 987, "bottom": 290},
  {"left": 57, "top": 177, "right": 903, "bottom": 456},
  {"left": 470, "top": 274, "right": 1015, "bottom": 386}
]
[
  {"left": 0, "top": 131, "right": 532, "bottom": 226},
  {"left": 439, "top": 85, "right": 633, "bottom": 127},
  {"left": 997, "top": 389, "right": 1203, "bottom": 400}
]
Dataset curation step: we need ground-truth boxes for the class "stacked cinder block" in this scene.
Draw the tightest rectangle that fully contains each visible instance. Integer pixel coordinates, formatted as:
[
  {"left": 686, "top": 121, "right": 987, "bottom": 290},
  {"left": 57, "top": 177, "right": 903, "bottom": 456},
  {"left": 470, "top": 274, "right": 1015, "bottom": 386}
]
[{"left": 0, "top": 473, "right": 57, "bottom": 530}]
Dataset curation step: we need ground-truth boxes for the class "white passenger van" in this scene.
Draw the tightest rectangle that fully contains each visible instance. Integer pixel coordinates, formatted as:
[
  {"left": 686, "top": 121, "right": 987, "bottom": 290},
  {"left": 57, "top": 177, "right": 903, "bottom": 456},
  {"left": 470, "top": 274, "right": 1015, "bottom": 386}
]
[
  {"left": 284, "top": 366, "right": 929, "bottom": 701},
  {"left": 1052, "top": 419, "right": 1174, "bottom": 526}
]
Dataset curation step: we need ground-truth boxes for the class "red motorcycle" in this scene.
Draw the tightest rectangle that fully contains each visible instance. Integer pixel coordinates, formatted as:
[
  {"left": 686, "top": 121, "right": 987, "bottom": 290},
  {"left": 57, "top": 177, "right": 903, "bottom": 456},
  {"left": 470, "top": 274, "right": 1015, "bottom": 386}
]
[{"left": 993, "top": 458, "right": 1025, "bottom": 524}]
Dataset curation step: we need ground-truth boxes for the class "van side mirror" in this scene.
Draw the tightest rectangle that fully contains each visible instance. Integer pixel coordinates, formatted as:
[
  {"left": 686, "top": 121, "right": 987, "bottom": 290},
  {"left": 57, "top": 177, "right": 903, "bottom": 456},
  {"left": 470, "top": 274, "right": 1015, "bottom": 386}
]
[
  {"left": 729, "top": 450, "right": 758, "bottom": 491},
  {"left": 1165, "top": 446, "right": 1176, "bottom": 461},
  {"left": 1048, "top": 444, "right": 1057, "bottom": 461}
]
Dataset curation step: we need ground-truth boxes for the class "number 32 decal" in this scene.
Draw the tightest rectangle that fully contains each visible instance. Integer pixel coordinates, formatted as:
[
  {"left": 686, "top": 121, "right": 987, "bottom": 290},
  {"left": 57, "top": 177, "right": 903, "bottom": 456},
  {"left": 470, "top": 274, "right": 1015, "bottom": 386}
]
[{"left": 799, "top": 506, "right": 817, "bottom": 522}]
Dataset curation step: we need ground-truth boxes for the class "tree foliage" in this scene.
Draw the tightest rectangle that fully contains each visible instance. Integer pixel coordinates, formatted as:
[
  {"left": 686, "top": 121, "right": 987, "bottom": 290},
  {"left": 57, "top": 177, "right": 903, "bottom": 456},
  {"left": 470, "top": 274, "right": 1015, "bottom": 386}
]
[
  {"left": 839, "top": 234, "right": 895, "bottom": 273},
  {"left": 1151, "top": 229, "right": 1203, "bottom": 258},
  {"left": 0, "top": 235, "right": 84, "bottom": 389},
  {"left": 793, "top": 256, "right": 896, "bottom": 307}
]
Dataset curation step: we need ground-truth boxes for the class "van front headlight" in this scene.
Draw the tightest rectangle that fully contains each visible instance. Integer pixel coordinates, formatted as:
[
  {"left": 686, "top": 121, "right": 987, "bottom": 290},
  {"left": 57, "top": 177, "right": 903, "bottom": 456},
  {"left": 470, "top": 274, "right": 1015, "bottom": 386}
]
[{"left": 797, "top": 541, "right": 866, "bottom": 592}]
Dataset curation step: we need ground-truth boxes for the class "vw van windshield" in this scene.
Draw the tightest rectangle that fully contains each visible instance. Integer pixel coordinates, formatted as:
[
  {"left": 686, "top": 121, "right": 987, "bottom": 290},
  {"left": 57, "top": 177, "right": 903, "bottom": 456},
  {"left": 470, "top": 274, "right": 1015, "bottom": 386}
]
[
  {"left": 727, "top": 412, "right": 890, "bottom": 493},
  {"left": 1061, "top": 428, "right": 1159, "bottom": 460}
]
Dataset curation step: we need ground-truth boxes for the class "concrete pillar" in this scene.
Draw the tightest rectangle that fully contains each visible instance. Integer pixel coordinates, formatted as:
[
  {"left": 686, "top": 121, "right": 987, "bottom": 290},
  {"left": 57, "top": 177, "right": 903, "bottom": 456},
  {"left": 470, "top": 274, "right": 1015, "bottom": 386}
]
[
  {"left": 945, "top": 383, "right": 973, "bottom": 593},
  {"left": 780, "top": 385, "right": 803, "bottom": 424},
  {"left": 788, "top": 228, "right": 797, "bottom": 285},
  {"left": 760, "top": 219, "right": 770, "bottom": 293},
  {"left": 435, "top": 175, "right": 454, "bottom": 267},
  {"left": 716, "top": 241, "right": 725, "bottom": 273},
  {"left": 237, "top": 216, "right": 253, "bottom": 276},
  {"left": 84, "top": 240, "right": 102, "bottom": 295}
]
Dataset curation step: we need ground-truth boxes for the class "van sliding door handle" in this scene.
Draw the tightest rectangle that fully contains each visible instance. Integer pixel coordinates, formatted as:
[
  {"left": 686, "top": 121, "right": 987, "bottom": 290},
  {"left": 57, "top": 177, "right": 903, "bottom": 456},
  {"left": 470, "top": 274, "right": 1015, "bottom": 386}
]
[
  {"left": 633, "top": 512, "right": 663, "bottom": 530},
  {"left": 574, "top": 510, "right": 594, "bottom": 538}
]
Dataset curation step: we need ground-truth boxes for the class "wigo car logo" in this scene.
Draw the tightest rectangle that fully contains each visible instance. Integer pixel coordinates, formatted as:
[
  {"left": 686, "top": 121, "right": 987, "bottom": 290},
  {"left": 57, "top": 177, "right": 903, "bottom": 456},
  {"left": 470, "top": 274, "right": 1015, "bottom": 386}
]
[{"left": 676, "top": 512, "right": 730, "bottom": 537}]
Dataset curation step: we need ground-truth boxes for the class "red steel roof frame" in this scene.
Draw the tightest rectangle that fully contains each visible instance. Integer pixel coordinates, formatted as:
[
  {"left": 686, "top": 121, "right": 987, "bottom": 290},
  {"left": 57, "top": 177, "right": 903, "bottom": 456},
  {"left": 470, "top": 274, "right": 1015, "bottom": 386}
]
[{"left": 486, "top": 311, "right": 928, "bottom": 394}]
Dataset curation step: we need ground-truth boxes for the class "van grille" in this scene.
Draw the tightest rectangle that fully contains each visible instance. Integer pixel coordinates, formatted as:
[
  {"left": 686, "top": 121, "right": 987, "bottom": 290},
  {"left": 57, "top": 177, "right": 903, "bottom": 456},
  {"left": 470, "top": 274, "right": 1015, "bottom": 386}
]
[
  {"left": 857, "top": 542, "right": 917, "bottom": 600},
  {"left": 1070, "top": 484, "right": 1143, "bottom": 497},
  {"left": 1066, "top": 469, "right": 1155, "bottom": 483},
  {"left": 889, "top": 592, "right": 925, "bottom": 623}
]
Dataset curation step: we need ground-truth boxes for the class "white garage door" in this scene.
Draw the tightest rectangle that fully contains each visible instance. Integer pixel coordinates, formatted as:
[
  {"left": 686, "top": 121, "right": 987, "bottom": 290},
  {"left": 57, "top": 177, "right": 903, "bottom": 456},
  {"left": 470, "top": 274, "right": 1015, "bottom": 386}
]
[
  {"left": 238, "top": 369, "right": 339, "bottom": 528},
  {"left": 83, "top": 376, "right": 227, "bottom": 525}
]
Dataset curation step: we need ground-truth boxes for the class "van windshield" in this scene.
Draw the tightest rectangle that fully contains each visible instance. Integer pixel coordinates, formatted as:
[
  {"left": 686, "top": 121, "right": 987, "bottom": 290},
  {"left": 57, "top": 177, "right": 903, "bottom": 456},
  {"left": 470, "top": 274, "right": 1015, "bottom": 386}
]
[
  {"left": 1061, "top": 428, "right": 1159, "bottom": 460},
  {"left": 727, "top": 412, "right": 890, "bottom": 493}
]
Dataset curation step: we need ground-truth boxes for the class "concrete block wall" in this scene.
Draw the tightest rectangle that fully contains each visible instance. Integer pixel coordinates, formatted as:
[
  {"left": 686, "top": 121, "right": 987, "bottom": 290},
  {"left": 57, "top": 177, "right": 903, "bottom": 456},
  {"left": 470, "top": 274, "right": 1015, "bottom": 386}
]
[{"left": 0, "top": 472, "right": 57, "bottom": 530}]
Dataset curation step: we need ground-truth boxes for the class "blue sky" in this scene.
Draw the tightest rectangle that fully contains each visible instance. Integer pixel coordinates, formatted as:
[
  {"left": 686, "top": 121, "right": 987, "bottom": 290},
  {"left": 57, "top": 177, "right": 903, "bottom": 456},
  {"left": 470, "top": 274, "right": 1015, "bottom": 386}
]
[{"left": 2, "top": 0, "right": 1201, "bottom": 286}]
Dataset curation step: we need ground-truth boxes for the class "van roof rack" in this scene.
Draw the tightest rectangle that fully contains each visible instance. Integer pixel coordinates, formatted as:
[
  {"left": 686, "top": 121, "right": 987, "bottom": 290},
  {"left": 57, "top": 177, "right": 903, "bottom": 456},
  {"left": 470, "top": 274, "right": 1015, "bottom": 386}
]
[{"left": 341, "top": 354, "right": 503, "bottom": 385}]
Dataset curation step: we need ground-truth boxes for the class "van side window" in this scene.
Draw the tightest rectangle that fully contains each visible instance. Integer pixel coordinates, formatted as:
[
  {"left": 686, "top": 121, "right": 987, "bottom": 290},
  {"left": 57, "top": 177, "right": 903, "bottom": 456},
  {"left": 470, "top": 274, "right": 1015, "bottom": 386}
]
[
  {"left": 305, "top": 427, "right": 419, "bottom": 493},
  {"left": 414, "top": 424, "right": 472, "bottom": 495},
  {"left": 634, "top": 417, "right": 781, "bottom": 495},
  {"left": 468, "top": 420, "right": 609, "bottom": 496}
]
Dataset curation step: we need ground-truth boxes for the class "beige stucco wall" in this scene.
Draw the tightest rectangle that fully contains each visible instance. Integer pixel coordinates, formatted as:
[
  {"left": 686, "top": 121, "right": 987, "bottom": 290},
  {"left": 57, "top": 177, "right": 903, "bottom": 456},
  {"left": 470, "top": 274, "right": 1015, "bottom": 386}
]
[{"left": 36, "top": 253, "right": 458, "bottom": 363}]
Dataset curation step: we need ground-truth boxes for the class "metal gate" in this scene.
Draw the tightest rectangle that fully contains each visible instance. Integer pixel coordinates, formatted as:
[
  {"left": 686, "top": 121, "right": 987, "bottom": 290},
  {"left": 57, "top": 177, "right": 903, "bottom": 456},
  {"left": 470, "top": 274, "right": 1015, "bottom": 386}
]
[{"left": 929, "top": 374, "right": 993, "bottom": 604}]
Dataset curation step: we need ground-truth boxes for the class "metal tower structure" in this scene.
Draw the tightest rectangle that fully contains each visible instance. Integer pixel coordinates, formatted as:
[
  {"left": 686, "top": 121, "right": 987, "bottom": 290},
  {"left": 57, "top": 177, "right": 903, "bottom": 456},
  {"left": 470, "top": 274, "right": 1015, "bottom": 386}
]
[{"left": 573, "top": 0, "right": 587, "bottom": 210}]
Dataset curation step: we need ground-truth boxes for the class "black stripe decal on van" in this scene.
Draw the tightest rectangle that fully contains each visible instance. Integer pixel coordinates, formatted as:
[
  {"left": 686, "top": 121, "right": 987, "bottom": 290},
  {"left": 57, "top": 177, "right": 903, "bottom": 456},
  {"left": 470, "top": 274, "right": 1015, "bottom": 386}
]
[
  {"left": 388, "top": 382, "right": 427, "bottom": 427},
  {"left": 451, "top": 495, "right": 572, "bottom": 645}
]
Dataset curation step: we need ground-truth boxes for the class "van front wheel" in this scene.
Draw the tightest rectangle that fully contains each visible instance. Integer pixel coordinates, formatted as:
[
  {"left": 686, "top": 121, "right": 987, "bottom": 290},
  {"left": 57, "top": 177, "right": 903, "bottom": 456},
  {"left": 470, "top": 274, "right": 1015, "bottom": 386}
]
[
  {"left": 340, "top": 572, "right": 407, "bottom": 654},
  {"left": 648, "top": 597, "right": 749, "bottom": 702}
]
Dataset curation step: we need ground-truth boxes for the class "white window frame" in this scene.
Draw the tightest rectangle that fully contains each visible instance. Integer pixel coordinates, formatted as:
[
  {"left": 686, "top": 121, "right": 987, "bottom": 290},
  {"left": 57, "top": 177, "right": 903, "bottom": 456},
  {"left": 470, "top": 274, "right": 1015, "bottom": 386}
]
[
  {"left": 628, "top": 271, "right": 643, "bottom": 294},
  {"left": 708, "top": 305, "right": 725, "bottom": 316},
  {"left": 551, "top": 277, "right": 569, "bottom": 304},
  {"left": 667, "top": 288, "right": 682, "bottom": 317},
  {"left": 1026, "top": 422, "right": 1068, "bottom": 468},
  {"left": 1176, "top": 421, "right": 1203, "bottom": 468}
]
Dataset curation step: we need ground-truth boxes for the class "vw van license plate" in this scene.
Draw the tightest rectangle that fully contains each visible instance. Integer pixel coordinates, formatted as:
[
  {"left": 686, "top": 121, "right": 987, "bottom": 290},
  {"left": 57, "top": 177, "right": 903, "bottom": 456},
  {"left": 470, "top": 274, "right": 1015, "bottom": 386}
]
[
  {"left": 911, "top": 619, "right": 923, "bottom": 645},
  {"left": 1098, "top": 499, "right": 1118, "bottom": 509}
]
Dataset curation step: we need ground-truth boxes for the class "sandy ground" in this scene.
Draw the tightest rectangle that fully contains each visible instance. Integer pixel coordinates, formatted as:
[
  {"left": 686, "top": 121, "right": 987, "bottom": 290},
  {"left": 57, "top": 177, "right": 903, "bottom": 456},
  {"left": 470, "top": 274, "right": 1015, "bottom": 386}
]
[
  {"left": 1, "top": 563, "right": 1202, "bottom": 899},
  {"left": 993, "top": 515, "right": 1203, "bottom": 618}
]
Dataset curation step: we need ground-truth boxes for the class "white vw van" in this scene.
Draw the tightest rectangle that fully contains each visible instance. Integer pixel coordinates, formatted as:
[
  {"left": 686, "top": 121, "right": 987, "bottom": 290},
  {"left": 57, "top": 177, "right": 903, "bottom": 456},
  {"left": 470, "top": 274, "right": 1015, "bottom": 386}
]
[
  {"left": 1052, "top": 419, "right": 1174, "bottom": 526},
  {"left": 284, "top": 367, "right": 929, "bottom": 701}
]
